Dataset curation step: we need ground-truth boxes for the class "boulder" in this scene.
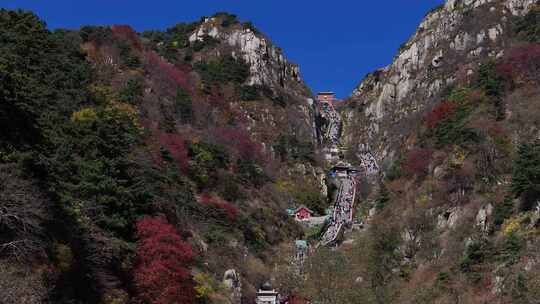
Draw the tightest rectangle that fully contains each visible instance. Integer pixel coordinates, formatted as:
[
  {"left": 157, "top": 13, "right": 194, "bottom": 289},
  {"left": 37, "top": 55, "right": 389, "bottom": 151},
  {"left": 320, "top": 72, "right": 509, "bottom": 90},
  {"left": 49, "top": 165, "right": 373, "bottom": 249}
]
[
  {"left": 475, "top": 203, "right": 493, "bottom": 232},
  {"left": 223, "top": 269, "right": 242, "bottom": 303}
]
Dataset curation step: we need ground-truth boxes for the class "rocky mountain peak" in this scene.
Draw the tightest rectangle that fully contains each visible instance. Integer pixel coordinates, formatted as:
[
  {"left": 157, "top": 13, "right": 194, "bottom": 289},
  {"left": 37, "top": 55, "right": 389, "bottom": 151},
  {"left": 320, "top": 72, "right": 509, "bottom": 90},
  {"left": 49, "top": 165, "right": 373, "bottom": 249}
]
[
  {"left": 343, "top": 0, "right": 538, "bottom": 177},
  {"left": 188, "top": 14, "right": 307, "bottom": 96}
]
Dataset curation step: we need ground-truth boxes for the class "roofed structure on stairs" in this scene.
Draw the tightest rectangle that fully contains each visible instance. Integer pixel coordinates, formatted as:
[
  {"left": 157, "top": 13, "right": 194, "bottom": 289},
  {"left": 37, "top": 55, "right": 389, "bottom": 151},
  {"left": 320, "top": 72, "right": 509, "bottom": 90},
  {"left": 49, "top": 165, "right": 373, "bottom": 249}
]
[
  {"left": 256, "top": 281, "right": 280, "bottom": 304},
  {"left": 317, "top": 91, "right": 335, "bottom": 106}
]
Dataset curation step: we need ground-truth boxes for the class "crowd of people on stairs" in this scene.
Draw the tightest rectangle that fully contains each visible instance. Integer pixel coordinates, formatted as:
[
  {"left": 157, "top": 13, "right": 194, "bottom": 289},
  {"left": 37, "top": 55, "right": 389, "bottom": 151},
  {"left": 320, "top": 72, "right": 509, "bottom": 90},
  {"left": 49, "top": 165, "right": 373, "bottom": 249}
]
[{"left": 320, "top": 175, "right": 357, "bottom": 246}]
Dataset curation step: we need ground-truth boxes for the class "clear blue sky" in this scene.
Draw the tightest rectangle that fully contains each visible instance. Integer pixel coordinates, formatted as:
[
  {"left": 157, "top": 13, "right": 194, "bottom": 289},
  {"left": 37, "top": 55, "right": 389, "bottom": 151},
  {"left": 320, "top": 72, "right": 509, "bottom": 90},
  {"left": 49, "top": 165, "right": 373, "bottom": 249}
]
[{"left": 4, "top": 1, "right": 444, "bottom": 98}]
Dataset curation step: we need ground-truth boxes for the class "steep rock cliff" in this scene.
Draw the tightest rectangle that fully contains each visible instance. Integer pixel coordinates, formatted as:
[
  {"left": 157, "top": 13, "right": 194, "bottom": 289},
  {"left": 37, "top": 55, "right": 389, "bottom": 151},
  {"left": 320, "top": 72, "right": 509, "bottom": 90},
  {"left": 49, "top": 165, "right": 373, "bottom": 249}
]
[
  {"left": 187, "top": 15, "right": 317, "bottom": 153},
  {"left": 189, "top": 17, "right": 306, "bottom": 95},
  {"left": 342, "top": 0, "right": 538, "bottom": 177}
]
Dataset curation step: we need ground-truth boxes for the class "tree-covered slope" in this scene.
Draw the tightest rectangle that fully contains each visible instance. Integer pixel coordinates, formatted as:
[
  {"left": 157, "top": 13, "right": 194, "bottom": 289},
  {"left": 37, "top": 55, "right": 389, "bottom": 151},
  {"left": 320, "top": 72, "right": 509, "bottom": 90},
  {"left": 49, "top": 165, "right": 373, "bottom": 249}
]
[
  {"left": 293, "top": 3, "right": 540, "bottom": 303},
  {"left": 0, "top": 10, "right": 323, "bottom": 304}
]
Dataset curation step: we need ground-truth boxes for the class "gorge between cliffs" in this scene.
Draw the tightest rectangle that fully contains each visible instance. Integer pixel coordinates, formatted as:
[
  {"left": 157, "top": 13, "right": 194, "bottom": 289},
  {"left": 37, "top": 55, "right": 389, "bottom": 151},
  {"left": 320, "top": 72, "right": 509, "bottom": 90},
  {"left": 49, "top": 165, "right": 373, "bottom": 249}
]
[{"left": 1, "top": 0, "right": 540, "bottom": 303}]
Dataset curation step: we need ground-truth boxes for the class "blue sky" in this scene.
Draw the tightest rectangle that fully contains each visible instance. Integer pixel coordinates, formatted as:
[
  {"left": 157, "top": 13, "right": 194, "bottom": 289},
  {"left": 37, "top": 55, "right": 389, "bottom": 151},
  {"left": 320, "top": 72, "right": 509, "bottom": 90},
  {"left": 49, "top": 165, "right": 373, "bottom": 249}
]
[{"left": 4, "top": 1, "right": 444, "bottom": 98}]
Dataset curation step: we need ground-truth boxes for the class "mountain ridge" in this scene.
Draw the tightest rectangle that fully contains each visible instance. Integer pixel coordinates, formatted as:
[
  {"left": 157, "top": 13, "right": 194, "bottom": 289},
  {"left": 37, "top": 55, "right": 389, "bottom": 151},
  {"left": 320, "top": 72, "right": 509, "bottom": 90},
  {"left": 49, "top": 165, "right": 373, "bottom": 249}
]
[
  {"left": 1, "top": 1, "right": 540, "bottom": 303},
  {"left": 341, "top": 0, "right": 538, "bottom": 177}
]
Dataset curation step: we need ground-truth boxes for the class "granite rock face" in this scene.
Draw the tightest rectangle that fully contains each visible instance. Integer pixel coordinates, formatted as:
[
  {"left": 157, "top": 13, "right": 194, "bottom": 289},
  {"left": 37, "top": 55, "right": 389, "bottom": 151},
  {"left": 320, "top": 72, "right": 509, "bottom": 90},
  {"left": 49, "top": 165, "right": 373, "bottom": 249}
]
[
  {"left": 189, "top": 18, "right": 305, "bottom": 95},
  {"left": 223, "top": 269, "right": 242, "bottom": 303},
  {"left": 342, "top": 0, "right": 538, "bottom": 177},
  {"left": 188, "top": 15, "right": 318, "bottom": 152}
]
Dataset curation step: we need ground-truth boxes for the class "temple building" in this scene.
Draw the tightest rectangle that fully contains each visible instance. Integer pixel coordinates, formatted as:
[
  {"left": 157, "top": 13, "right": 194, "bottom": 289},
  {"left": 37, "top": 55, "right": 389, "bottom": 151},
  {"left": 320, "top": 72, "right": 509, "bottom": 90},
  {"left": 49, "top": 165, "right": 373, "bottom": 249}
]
[
  {"left": 255, "top": 282, "right": 280, "bottom": 304},
  {"left": 330, "top": 162, "right": 360, "bottom": 178},
  {"left": 293, "top": 205, "right": 314, "bottom": 221},
  {"left": 317, "top": 91, "right": 336, "bottom": 106}
]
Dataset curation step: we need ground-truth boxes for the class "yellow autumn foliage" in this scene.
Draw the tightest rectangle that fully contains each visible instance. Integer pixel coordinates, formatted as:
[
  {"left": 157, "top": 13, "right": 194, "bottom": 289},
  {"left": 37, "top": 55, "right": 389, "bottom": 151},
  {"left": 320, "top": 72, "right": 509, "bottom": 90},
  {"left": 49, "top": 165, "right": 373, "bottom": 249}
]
[
  {"left": 103, "top": 289, "right": 129, "bottom": 304},
  {"left": 194, "top": 273, "right": 217, "bottom": 299},
  {"left": 104, "top": 102, "right": 142, "bottom": 131},
  {"left": 449, "top": 145, "right": 467, "bottom": 167},
  {"left": 503, "top": 217, "right": 521, "bottom": 236},
  {"left": 276, "top": 179, "right": 295, "bottom": 194},
  {"left": 89, "top": 84, "right": 117, "bottom": 105},
  {"left": 105, "top": 296, "right": 128, "bottom": 304},
  {"left": 71, "top": 101, "right": 141, "bottom": 133},
  {"left": 416, "top": 193, "right": 430, "bottom": 205},
  {"left": 71, "top": 107, "right": 97, "bottom": 123},
  {"left": 105, "top": 101, "right": 138, "bottom": 119}
]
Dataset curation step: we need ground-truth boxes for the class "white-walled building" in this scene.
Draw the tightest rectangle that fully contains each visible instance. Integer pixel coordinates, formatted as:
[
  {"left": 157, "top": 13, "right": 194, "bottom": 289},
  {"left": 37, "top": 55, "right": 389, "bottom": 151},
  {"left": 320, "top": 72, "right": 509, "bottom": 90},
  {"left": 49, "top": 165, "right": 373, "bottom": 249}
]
[{"left": 256, "top": 282, "right": 279, "bottom": 304}]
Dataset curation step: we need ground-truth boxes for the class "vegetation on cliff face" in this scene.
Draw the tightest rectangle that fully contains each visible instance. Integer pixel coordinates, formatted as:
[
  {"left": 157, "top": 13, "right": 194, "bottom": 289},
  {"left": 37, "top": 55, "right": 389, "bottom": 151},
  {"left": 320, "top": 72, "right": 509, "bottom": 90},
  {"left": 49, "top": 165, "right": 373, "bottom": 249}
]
[
  {"left": 2, "top": 2, "right": 540, "bottom": 304},
  {"left": 0, "top": 9, "right": 315, "bottom": 304},
  {"left": 290, "top": 5, "right": 540, "bottom": 304}
]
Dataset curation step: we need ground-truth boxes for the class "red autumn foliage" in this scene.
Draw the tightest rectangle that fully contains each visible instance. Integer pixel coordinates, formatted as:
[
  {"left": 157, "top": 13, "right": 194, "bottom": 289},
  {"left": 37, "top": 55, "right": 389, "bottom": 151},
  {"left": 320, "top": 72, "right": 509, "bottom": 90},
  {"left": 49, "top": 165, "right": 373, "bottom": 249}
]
[
  {"left": 495, "top": 62, "right": 514, "bottom": 82},
  {"left": 497, "top": 43, "right": 540, "bottom": 83},
  {"left": 159, "top": 132, "right": 189, "bottom": 172},
  {"left": 145, "top": 51, "right": 192, "bottom": 96},
  {"left": 403, "top": 148, "right": 433, "bottom": 176},
  {"left": 210, "top": 126, "right": 265, "bottom": 162},
  {"left": 111, "top": 25, "right": 142, "bottom": 51},
  {"left": 133, "top": 217, "right": 195, "bottom": 304},
  {"left": 207, "top": 87, "right": 229, "bottom": 107},
  {"left": 285, "top": 295, "right": 310, "bottom": 304},
  {"left": 424, "top": 101, "right": 456, "bottom": 129},
  {"left": 200, "top": 194, "right": 239, "bottom": 221}
]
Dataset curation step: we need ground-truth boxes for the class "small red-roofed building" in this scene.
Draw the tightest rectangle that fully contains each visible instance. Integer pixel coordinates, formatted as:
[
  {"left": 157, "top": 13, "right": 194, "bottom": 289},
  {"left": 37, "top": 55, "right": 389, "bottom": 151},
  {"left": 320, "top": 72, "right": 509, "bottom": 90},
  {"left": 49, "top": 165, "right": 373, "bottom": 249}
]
[
  {"left": 317, "top": 91, "right": 335, "bottom": 106},
  {"left": 294, "top": 206, "right": 314, "bottom": 221}
]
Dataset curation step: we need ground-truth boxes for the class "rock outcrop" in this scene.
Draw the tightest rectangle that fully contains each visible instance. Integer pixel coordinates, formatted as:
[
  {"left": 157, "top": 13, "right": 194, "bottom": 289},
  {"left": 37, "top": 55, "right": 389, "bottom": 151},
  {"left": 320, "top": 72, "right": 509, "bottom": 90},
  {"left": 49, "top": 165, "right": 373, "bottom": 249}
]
[
  {"left": 341, "top": 0, "right": 538, "bottom": 177},
  {"left": 189, "top": 17, "right": 308, "bottom": 96},
  {"left": 188, "top": 16, "right": 318, "bottom": 150},
  {"left": 223, "top": 269, "right": 242, "bottom": 303}
]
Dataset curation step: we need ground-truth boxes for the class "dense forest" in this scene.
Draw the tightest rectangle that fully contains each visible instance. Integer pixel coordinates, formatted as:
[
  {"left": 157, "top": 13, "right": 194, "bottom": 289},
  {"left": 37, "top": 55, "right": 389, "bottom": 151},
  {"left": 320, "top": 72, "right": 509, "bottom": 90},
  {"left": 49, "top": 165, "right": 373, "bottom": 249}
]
[{"left": 0, "top": 9, "right": 320, "bottom": 304}]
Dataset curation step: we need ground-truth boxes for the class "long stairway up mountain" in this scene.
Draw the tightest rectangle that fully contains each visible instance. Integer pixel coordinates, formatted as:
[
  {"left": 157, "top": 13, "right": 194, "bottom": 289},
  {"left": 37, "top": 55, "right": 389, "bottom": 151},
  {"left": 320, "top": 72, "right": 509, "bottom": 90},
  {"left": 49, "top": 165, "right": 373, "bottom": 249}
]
[
  {"left": 320, "top": 165, "right": 358, "bottom": 246},
  {"left": 317, "top": 92, "right": 342, "bottom": 162},
  {"left": 313, "top": 91, "right": 361, "bottom": 246}
]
